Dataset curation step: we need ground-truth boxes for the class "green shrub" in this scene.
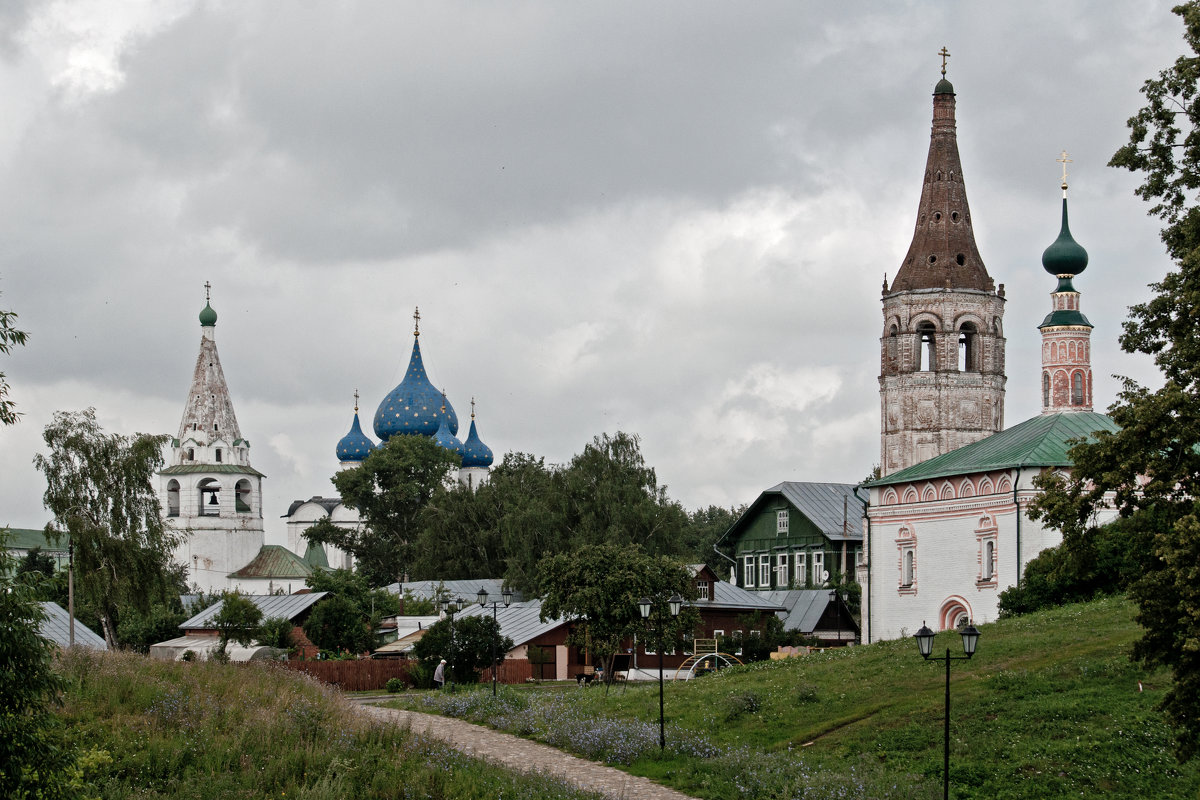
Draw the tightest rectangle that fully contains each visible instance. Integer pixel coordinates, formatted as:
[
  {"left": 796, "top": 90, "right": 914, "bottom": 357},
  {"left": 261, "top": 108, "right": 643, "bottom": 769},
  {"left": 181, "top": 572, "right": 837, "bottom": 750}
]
[
  {"left": 385, "top": 677, "right": 405, "bottom": 693},
  {"left": 724, "top": 690, "right": 763, "bottom": 720}
]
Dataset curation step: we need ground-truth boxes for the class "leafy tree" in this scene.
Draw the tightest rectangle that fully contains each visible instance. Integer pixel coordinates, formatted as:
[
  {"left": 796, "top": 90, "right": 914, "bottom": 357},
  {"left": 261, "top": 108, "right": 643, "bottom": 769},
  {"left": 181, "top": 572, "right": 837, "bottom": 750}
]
[
  {"left": 302, "top": 595, "right": 373, "bottom": 655},
  {"left": 537, "top": 543, "right": 696, "bottom": 681},
  {"left": 1032, "top": 1, "right": 1200, "bottom": 760},
  {"left": 16, "top": 547, "right": 56, "bottom": 579},
  {"left": 305, "top": 434, "right": 459, "bottom": 587},
  {"left": 35, "top": 409, "right": 183, "bottom": 648},
  {"left": 211, "top": 591, "right": 262, "bottom": 658},
  {"left": 684, "top": 504, "right": 744, "bottom": 578},
  {"left": 116, "top": 602, "right": 187, "bottom": 654},
  {"left": 0, "top": 291, "right": 27, "bottom": 427},
  {"left": 258, "top": 617, "right": 295, "bottom": 651},
  {"left": 302, "top": 567, "right": 400, "bottom": 653},
  {"left": 411, "top": 481, "right": 507, "bottom": 581},
  {"left": 412, "top": 613, "right": 512, "bottom": 685},
  {"left": 0, "top": 531, "right": 80, "bottom": 799}
]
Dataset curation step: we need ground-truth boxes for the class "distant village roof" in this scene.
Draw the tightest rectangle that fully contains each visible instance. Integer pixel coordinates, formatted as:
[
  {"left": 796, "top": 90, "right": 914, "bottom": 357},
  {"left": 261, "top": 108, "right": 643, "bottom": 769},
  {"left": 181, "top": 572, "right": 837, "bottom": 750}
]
[
  {"left": 5, "top": 528, "right": 68, "bottom": 553},
  {"left": 38, "top": 601, "right": 107, "bottom": 650},
  {"left": 759, "top": 590, "right": 857, "bottom": 635},
  {"left": 180, "top": 592, "right": 328, "bottom": 630},
  {"left": 719, "top": 482, "right": 867, "bottom": 547},
  {"left": 386, "top": 578, "right": 524, "bottom": 604},
  {"left": 867, "top": 411, "right": 1119, "bottom": 487}
]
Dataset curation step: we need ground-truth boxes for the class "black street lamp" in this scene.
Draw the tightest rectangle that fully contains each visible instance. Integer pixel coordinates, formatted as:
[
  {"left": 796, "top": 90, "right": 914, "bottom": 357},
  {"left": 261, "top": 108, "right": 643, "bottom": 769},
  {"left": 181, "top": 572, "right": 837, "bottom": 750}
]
[
  {"left": 477, "top": 585, "right": 514, "bottom": 696},
  {"left": 440, "top": 596, "right": 463, "bottom": 689},
  {"left": 914, "top": 621, "right": 981, "bottom": 800},
  {"left": 639, "top": 593, "right": 683, "bottom": 751}
]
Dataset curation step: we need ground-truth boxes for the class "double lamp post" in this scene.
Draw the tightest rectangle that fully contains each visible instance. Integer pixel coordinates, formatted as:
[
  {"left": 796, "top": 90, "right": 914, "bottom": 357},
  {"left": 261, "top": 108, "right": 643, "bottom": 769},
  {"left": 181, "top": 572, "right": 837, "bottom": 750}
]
[
  {"left": 914, "top": 621, "right": 981, "bottom": 800},
  {"left": 477, "top": 585, "right": 513, "bottom": 696},
  {"left": 638, "top": 593, "right": 683, "bottom": 751}
]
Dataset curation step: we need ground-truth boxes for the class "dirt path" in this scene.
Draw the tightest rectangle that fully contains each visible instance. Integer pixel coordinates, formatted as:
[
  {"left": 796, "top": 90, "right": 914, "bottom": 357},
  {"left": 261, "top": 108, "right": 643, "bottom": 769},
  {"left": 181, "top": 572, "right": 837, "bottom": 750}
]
[{"left": 356, "top": 703, "right": 701, "bottom": 800}]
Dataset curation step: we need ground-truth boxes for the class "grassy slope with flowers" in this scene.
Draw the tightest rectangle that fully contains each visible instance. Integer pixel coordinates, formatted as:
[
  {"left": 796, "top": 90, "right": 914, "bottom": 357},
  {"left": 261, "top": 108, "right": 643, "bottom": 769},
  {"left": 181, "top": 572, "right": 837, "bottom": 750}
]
[
  {"left": 52, "top": 649, "right": 603, "bottom": 800},
  {"left": 394, "top": 595, "right": 1200, "bottom": 800}
]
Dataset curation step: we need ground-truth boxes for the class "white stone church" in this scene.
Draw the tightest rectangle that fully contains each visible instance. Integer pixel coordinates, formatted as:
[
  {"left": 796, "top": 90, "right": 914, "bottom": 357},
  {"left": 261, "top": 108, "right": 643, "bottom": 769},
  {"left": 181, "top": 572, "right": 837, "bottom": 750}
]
[
  {"left": 159, "top": 298, "right": 494, "bottom": 594},
  {"left": 857, "top": 71, "right": 1118, "bottom": 641}
]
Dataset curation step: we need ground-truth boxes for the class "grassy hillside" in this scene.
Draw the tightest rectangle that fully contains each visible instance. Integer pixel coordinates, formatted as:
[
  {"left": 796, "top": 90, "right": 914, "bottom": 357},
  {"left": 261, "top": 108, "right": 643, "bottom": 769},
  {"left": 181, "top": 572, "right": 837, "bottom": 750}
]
[
  {"left": 400, "top": 595, "right": 1200, "bottom": 799},
  {"left": 52, "top": 650, "right": 602, "bottom": 800}
]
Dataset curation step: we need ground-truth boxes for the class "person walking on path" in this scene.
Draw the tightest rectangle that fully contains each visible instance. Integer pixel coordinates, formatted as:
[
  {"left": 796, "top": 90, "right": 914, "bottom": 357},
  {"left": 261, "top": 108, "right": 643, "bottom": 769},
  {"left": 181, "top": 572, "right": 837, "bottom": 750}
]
[{"left": 433, "top": 658, "right": 446, "bottom": 689}]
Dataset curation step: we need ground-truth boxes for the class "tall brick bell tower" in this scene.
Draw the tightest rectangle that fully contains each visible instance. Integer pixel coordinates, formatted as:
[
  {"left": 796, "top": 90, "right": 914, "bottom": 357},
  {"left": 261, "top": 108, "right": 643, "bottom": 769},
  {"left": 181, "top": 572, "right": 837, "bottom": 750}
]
[{"left": 879, "top": 55, "right": 1006, "bottom": 476}]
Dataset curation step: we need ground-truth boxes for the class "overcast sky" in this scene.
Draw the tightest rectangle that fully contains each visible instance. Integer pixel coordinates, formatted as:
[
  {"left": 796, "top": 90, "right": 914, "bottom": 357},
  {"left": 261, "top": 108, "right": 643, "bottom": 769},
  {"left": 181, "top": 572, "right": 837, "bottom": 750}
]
[{"left": 0, "top": 1, "right": 1181, "bottom": 544}]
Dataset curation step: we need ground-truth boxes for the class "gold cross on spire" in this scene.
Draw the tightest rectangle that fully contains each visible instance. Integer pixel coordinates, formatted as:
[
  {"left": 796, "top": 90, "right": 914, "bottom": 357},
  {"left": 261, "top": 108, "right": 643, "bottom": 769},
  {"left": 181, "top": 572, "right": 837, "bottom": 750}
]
[
  {"left": 1057, "top": 149, "right": 1072, "bottom": 188},
  {"left": 413, "top": 306, "right": 421, "bottom": 337},
  {"left": 440, "top": 388, "right": 447, "bottom": 414},
  {"left": 471, "top": 396, "right": 476, "bottom": 420},
  {"left": 204, "top": 281, "right": 211, "bottom": 303},
  {"left": 938, "top": 46, "right": 950, "bottom": 77},
  {"left": 353, "top": 389, "right": 359, "bottom": 413}
]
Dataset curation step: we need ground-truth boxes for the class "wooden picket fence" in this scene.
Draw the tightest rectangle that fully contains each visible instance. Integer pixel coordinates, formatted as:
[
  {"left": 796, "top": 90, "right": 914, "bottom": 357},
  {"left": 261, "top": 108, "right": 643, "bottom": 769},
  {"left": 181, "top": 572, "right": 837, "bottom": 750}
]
[{"left": 278, "top": 659, "right": 414, "bottom": 691}]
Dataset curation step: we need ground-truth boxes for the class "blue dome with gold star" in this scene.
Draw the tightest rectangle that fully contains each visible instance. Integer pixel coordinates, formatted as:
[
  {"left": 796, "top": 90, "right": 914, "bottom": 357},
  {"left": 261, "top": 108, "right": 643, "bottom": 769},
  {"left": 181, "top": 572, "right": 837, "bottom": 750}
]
[
  {"left": 374, "top": 325, "right": 458, "bottom": 442},
  {"left": 461, "top": 417, "right": 494, "bottom": 469},
  {"left": 336, "top": 411, "right": 376, "bottom": 462},
  {"left": 432, "top": 414, "right": 465, "bottom": 458}
]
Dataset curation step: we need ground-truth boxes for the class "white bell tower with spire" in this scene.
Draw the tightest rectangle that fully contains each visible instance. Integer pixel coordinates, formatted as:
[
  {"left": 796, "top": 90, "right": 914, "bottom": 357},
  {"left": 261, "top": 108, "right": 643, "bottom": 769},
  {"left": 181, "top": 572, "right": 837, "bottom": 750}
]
[{"left": 159, "top": 283, "right": 266, "bottom": 593}]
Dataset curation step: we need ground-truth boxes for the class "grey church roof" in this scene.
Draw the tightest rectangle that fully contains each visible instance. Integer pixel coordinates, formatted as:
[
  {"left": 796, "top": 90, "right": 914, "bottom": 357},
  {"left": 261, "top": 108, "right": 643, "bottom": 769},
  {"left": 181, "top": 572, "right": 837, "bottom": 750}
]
[
  {"left": 38, "top": 601, "right": 107, "bottom": 650},
  {"left": 180, "top": 592, "right": 328, "bottom": 630},
  {"left": 282, "top": 496, "right": 343, "bottom": 518}
]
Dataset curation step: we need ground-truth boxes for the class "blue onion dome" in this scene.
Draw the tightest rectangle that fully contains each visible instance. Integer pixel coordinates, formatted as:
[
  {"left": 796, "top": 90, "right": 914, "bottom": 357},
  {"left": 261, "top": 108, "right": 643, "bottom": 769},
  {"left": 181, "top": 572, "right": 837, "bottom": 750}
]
[
  {"left": 461, "top": 414, "right": 494, "bottom": 469},
  {"left": 373, "top": 311, "right": 459, "bottom": 441},
  {"left": 1042, "top": 195, "right": 1089, "bottom": 278},
  {"left": 432, "top": 412, "right": 465, "bottom": 458},
  {"left": 336, "top": 410, "right": 376, "bottom": 462}
]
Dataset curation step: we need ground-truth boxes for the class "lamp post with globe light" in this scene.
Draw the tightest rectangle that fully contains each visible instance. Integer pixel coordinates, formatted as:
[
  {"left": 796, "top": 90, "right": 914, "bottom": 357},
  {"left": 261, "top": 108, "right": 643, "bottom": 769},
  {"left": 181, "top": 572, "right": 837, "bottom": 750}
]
[
  {"left": 639, "top": 593, "right": 683, "bottom": 751},
  {"left": 477, "top": 585, "right": 513, "bottom": 696},
  {"left": 914, "top": 621, "right": 981, "bottom": 800}
]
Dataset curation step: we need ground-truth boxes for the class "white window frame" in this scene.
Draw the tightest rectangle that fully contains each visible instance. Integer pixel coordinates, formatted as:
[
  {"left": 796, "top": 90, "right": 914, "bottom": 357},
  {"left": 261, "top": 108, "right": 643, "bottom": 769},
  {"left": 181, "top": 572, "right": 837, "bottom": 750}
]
[
  {"left": 777, "top": 509, "right": 789, "bottom": 535},
  {"left": 758, "top": 555, "right": 771, "bottom": 587},
  {"left": 775, "top": 553, "right": 789, "bottom": 586},
  {"left": 812, "top": 551, "right": 825, "bottom": 585},
  {"left": 743, "top": 555, "right": 756, "bottom": 588},
  {"left": 793, "top": 551, "right": 807, "bottom": 587},
  {"left": 696, "top": 580, "right": 710, "bottom": 601}
]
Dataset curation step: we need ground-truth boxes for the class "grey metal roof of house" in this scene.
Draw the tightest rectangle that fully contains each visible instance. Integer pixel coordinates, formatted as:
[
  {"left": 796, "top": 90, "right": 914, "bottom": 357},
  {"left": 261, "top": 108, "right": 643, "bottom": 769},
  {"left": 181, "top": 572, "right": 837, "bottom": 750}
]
[
  {"left": 38, "top": 602, "right": 107, "bottom": 650},
  {"left": 705, "top": 581, "right": 787, "bottom": 613},
  {"left": 452, "top": 601, "right": 567, "bottom": 648},
  {"left": 385, "top": 578, "right": 524, "bottom": 604},
  {"left": 759, "top": 590, "right": 857, "bottom": 634},
  {"left": 719, "top": 482, "right": 866, "bottom": 547},
  {"left": 180, "top": 592, "right": 328, "bottom": 630}
]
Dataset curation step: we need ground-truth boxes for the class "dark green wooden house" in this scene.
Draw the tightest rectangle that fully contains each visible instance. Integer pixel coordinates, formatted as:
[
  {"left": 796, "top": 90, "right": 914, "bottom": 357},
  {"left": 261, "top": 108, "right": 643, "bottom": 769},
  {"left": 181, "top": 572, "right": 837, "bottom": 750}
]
[{"left": 717, "top": 482, "right": 866, "bottom": 591}]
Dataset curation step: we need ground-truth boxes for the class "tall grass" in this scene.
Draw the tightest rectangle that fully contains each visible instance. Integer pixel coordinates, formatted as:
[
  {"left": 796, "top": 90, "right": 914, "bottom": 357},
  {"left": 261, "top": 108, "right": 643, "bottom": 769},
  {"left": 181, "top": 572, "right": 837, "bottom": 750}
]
[
  {"left": 398, "top": 596, "right": 1200, "bottom": 799},
  {"left": 54, "top": 650, "right": 602, "bottom": 800}
]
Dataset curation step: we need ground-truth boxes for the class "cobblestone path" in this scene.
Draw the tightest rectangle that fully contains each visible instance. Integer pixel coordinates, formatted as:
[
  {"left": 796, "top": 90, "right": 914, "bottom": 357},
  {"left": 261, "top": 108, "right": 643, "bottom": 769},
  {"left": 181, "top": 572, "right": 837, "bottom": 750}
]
[{"left": 357, "top": 703, "right": 701, "bottom": 800}]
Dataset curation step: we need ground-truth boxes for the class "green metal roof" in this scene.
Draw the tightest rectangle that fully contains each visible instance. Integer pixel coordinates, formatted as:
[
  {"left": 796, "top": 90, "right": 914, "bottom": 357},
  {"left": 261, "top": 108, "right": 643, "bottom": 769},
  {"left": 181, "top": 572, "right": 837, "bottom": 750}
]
[
  {"left": 161, "top": 464, "right": 266, "bottom": 477},
  {"left": 1039, "top": 308, "right": 1092, "bottom": 328},
  {"left": 868, "top": 411, "right": 1118, "bottom": 487},
  {"left": 228, "top": 545, "right": 316, "bottom": 579},
  {"left": 3, "top": 527, "right": 68, "bottom": 552}
]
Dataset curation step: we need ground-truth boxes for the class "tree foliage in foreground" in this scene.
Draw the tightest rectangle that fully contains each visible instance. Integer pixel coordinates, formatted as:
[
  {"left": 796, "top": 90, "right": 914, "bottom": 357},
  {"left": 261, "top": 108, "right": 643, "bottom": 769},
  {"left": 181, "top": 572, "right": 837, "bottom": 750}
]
[
  {"left": 412, "top": 613, "right": 512, "bottom": 685},
  {"left": 304, "top": 433, "right": 460, "bottom": 587},
  {"left": 34, "top": 409, "right": 183, "bottom": 648},
  {"left": 0, "top": 531, "right": 80, "bottom": 799},
  {"left": 0, "top": 290, "right": 27, "bottom": 427},
  {"left": 1032, "top": 0, "right": 1200, "bottom": 761},
  {"left": 537, "top": 543, "right": 696, "bottom": 681}
]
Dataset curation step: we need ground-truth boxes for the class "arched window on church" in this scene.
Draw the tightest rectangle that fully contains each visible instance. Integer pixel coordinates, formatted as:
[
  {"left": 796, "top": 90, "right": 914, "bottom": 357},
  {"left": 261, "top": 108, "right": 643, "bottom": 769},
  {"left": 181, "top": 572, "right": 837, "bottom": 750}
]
[
  {"left": 1072, "top": 372, "right": 1085, "bottom": 406},
  {"left": 235, "top": 479, "right": 252, "bottom": 514},
  {"left": 886, "top": 324, "right": 899, "bottom": 375},
  {"left": 166, "top": 480, "right": 180, "bottom": 517},
  {"left": 958, "top": 322, "right": 977, "bottom": 372},
  {"left": 1042, "top": 372, "right": 1050, "bottom": 407},
  {"left": 903, "top": 550, "right": 914, "bottom": 586},
  {"left": 917, "top": 322, "right": 937, "bottom": 372}
]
